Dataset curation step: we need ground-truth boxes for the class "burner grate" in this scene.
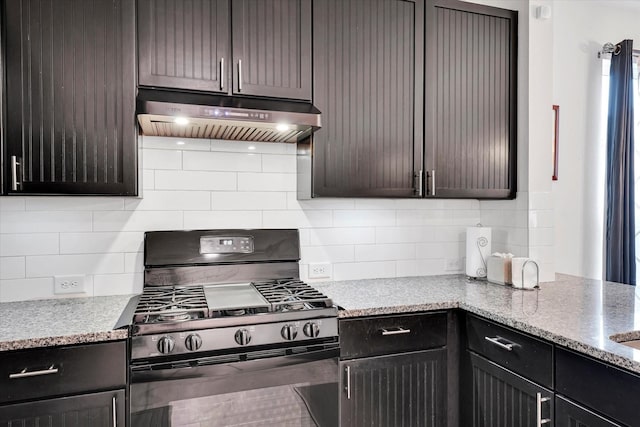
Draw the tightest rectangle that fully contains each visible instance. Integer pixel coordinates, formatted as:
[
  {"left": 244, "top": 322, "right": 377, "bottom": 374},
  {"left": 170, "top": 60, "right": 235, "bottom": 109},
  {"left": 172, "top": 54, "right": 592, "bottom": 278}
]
[
  {"left": 253, "top": 279, "right": 333, "bottom": 309},
  {"left": 134, "top": 285, "right": 209, "bottom": 322}
]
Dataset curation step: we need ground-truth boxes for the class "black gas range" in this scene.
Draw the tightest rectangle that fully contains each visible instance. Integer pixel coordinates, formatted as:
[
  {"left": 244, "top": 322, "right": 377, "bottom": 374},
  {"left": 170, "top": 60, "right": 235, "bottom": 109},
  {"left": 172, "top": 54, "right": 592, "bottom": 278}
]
[
  {"left": 128, "top": 229, "right": 339, "bottom": 427},
  {"left": 130, "top": 229, "right": 338, "bottom": 360}
]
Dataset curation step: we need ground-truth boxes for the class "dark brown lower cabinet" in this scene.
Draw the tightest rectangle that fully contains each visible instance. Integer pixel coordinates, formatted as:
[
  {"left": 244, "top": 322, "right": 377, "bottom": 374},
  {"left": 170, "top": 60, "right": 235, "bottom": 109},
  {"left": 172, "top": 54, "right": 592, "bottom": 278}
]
[
  {"left": 340, "top": 349, "right": 447, "bottom": 427},
  {"left": 0, "top": 389, "right": 125, "bottom": 427},
  {"left": 468, "top": 351, "right": 554, "bottom": 427},
  {"left": 555, "top": 396, "right": 621, "bottom": 427}
]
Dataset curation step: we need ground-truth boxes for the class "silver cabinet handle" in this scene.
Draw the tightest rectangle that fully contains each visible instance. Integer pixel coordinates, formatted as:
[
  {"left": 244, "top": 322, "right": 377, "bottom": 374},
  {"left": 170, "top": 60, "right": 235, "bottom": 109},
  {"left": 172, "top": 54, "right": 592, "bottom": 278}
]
[
  {"left": 345, "top": 365, "right": 351, "bottom": 400},
  {"left": 431, "top": 169, "right": 436, "bottom": 196},
  {"left": 381, "top": 327, "right": 411, "bottom": 336},
  {"left": 11, "top": 156, "right": 21, "bottom": 191},
  {"left": 536, "top": 392, "right": 551, "bottom": 426},
  {"left": 238, "top": 60, "right": 243, "bottom": 92},
  {"left": 112, "top": 395, "right": 117, "bottom": 427},
  {"left": 9, "top": 365, "right": 58, "bottom": 379},
  {"left": 484, "top": 336, "right": 515, "bottom": 351},
  {"left": 220, "top": 57, "right": 225, "bottom": 90},
  {"left": 417, "top": 170, "right": 424, "bottom": 196}
]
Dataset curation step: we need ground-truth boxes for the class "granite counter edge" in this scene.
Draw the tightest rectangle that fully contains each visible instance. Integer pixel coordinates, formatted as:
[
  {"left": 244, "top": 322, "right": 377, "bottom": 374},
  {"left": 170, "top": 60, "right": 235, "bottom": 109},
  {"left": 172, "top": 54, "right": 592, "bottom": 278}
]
[
  {"left": 0, "top": 330, "right": 129, "bottom": 352},
  {"left": 337, "top": 301, "right": 640, "bottom": 376}
]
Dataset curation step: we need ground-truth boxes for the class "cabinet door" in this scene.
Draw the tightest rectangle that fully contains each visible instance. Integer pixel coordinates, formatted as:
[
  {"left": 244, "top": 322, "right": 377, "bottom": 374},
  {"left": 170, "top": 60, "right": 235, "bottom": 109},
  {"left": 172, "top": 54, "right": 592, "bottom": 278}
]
[
  {"left": 555, "top": 396, "right": 621, "bottom": 427},
  {"left": 231, "top": 0, "right": 312, "bottom": 100},
  {"left": 468, "top": 352, "right": 554, "bottom": 427},
  {"left": 138, "top": 0, "right": 230, "bottom": 93},
  {"left": 425, "top": 0, "right": 517, "bottom": 199},
  {"left": 340, "top": 349, "right": 446, "bottom": 427},
  {"left": 0, "top": 390, "right": 125, "bottom": 427},
  {"left": 310, "top": 0, "right": 424, "bottom": 197},
  {"left": 4, "top": 0, "right": 137, "bottom": 195}
]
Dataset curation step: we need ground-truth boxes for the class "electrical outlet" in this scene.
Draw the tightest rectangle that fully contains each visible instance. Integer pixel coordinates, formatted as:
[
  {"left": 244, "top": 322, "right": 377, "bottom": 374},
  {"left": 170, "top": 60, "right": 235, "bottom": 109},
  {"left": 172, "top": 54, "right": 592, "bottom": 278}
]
[
  {"left": 444, "top": 258, "right": 462, "bottom": 272},
  {"left": 308, "top": 262, "right": 331, "bottom": 279},
  {"left": 54, "top": 275, "right": 87, "bottom": 294}
]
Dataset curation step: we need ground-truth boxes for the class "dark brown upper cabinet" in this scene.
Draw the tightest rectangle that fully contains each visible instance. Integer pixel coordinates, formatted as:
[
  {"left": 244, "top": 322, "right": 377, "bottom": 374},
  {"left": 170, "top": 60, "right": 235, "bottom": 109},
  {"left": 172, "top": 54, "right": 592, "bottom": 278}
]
[
  {"left": 301, "top": 0, "right": 425, "bottom": 198},
  {"left": 424, "top": 0, "right": 517, "bottom": 199},
  {"left": 2, "top": 0, "right": 137, "bottom": 196},
  {"left": 137, "top": 0, "right": 312, "bottom": 101},
  {"left": 299, "top": 0, "right": 517, "bottom": 199}
]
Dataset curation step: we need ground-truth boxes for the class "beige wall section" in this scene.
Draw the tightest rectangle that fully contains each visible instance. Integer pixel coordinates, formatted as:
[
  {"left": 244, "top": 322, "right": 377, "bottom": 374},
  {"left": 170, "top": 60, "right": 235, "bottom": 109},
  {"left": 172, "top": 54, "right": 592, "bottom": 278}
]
[{"left": 552, "top": 0, "right": 640, "bottom": 279}]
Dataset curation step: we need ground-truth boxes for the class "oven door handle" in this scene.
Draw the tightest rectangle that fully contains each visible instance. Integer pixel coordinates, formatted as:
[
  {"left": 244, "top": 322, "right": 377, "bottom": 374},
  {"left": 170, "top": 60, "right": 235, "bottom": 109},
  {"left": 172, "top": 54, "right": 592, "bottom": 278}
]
[{"left": 131, "top": 346, "right": 339, "bottom": 382}]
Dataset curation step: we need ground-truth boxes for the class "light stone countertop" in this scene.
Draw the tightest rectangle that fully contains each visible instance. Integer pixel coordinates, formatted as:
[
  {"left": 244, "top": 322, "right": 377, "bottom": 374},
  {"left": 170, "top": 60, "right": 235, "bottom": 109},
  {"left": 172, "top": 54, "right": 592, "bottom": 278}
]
[
  {"left": 314, "top": 273, "right": 640, "bottom": 375},
  {"left": 0, "top": 294, "right": 134, "bottom": 351}
]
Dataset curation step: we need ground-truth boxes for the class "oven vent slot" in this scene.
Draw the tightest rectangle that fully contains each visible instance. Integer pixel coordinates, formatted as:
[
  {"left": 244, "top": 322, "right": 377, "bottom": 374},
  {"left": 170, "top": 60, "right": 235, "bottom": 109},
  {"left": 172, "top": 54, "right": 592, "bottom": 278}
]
[{"left": 196, "top": 354, "right": 241, "bottom": 367}]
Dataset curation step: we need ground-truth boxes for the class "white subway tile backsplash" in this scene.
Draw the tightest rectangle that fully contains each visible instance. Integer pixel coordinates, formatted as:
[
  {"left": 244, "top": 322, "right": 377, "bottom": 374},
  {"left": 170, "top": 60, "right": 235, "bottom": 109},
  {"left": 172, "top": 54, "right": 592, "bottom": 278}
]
[
  {"left": 124, "top": 191, "right": 210, "bottom": 211},
  {"left": 125, "top": 252, "right": 144, "bottom": 273},
  {"left": 0, "top": 233, "right": 59, "bottom": 256},
  {"left": 0, "top": 278, "right": 55, "bottom": 302},
  {"left": 396, "top": 259, "right": 446, "bottom": 277},
  {"left": 142, "top": 149, "right": 183, "bottom": 170},
  {"left": 1, "top": 211, "right": 92, "bottom": 233},
  {"left": 93, "top": 211, "right": 183, "bottom": 232},
  {"left": 2, "top": 138, "right": 536, "bottom": 302},
  {"left": 262, "top": 154, "right": 296, "bottom": 173},
  {"left": 210, "top": 140, "right": 296, "bottom": 155},
  {"left": 287, "top": 194, "right": 355, "bottom": 210},
  {"left": 0, "top": 257, "right": 25, "bottom": 279},
  {"left": 94, "top": 273, "right": 143, "bottom": 296},
  {"left": 25, "top": 197, "right": 124, "bottom": 211},
  {"left": 212, "top": 191, "right": 287, "bottom": 210},
  {"left": 143, "top": 170, "right": 155, "bottom": 190},
  {"left": 333, "top": 210, "right": 396, "bottom": 227},
  {"left": 301, "top": 245, "right": 355, "bottom": 263},
  {"left": 183, "top": 151, "right": 261, "bottom": 172},
  {"left": 60, "top": 232, "right": 143, "bottom": 254},
  {"left": 155, "top": 170, "right": 237, "bottom": 191},
  {"left": 308, "top": 228, "right": 376, "bottom": 245},
  {"left": 333, "top": 261, "right": 396, "bottom": 281},
  {"left": 355, "top": 244, "right": 416, "bottom": 261},
  {"left": 26, "top": 253, "right": 124, "bottom": 277},
  {"left": 263, "top": 210, "right": 332, "bottom": 228},
  {"left": 238, "top": 172, "right": 296, "bottom": 192},
  {"left": 183, "top": 211, "right": 262, "bottom": 229},
  {"left": 143, "top": 136, "right": 211, "bottom": 151},
  {"left": 38, "top": 199, "right": 108, "bottom": 213}
]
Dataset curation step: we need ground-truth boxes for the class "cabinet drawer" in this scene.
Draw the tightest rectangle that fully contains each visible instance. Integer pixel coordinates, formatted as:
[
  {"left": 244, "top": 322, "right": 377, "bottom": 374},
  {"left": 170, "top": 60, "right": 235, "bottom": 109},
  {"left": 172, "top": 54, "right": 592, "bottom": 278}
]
[
  {"left": 0, "top": 341, "right": 126, "bottom": 404},
  {"left": 466, "top": 314, "right": 553, "bottom": 388},
  {"left": 556, "top": 347, "right": 640, "bottom": 427},
  {"left": 340, "top": 312, "right": 447, "bottom": 360}
]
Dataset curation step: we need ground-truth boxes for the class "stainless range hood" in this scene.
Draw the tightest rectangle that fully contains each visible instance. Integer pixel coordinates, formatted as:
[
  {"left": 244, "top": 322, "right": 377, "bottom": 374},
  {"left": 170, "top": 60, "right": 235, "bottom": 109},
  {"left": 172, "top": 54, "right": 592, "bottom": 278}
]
[{"left": 136, "top": 89, "right": 321, "bottom": 143}]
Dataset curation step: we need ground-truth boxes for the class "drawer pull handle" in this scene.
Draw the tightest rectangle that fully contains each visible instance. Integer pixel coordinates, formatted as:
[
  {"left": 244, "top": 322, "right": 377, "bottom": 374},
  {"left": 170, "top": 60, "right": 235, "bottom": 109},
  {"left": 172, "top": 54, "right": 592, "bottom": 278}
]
[
  {"left": 484, "top": 336, "right": 516, "bottom": 351},
  {"left": 9, "top": 365, "right": 58, "bottom": 379},
  {"left": 345, "top": 366, "right": 351, "bottom": 400},
  {"left": 381, "top": 327, "right": 411, "bottom": 336},
  {"left": 536, "top": 392, "right": 552, "bottom": 426}
]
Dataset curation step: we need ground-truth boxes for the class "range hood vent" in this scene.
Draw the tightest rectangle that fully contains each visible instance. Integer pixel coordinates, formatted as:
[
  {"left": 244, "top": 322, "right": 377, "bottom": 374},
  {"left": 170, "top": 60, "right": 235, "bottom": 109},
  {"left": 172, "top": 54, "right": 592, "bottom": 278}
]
[{"left": 137, "top": 89, "right": 321, "bottom": 143}]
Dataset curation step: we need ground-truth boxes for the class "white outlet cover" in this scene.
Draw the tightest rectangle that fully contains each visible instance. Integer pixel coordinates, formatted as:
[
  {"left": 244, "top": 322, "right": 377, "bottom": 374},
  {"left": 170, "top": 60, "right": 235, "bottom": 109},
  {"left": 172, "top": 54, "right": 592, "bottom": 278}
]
[
  {"left": 54, "top": 275, "right": 87, "bottom": 294},
  {"left": 308, "top": 262, "right": 331, "bottom": 279}
]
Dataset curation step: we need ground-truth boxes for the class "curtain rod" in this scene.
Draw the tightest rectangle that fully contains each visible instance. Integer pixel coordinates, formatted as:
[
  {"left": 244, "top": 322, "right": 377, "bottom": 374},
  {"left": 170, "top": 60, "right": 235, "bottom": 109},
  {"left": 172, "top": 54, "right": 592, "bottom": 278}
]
[{"left": 598, "top": 42, "right": 640, "bottom": 59}]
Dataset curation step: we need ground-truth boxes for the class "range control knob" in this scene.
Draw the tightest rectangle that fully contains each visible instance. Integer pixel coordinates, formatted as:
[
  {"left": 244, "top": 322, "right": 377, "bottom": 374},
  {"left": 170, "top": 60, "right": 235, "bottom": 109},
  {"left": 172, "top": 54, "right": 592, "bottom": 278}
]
[
  {"left": 185, "top": 334, "right": 202, "bottom": 351},
  {"left": 234, "top": 329, "right": 252, "bottom": 346},
  {"left": 303, "top": 322, "right": 320, "bottom": 338},
  {"left": 157, "top": 336, "right": 175, "bottom": 354},
  {"left": 281, "top": 324, "right": 298, "bottom": 341}
]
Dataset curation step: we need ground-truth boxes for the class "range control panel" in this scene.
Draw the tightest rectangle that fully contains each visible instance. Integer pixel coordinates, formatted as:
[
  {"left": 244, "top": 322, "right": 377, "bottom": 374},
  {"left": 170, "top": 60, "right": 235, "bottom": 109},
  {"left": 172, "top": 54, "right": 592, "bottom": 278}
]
[{"left": 200, "top": 236, "right": 254, "bottom": 254}]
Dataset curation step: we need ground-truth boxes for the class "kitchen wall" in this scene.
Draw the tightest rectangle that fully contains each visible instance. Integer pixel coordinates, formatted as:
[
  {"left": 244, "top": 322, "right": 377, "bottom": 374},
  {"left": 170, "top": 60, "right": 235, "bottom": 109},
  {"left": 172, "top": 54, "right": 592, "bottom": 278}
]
[
  {"left": 0, "top": 136, "right": 488, "bottom": 302},
  {"left": 552, "top": 0, "right": 640, "bottom": 279}
]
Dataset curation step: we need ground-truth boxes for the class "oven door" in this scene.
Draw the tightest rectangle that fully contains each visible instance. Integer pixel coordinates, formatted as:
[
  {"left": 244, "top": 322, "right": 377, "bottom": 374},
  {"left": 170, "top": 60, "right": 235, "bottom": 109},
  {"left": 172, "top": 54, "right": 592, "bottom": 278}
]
[{"left": 130, "top": 344, "right": 339, "bottom": 427}]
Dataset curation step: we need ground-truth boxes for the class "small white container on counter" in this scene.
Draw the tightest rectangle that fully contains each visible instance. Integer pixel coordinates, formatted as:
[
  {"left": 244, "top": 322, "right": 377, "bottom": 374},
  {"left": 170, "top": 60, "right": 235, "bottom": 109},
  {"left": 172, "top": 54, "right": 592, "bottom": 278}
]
[
  {"left": 511, "top": 257, "right": 540, "bottom": 289},
  {"left": 487, "top": 253, "right": 513, "bottom": 285}
]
